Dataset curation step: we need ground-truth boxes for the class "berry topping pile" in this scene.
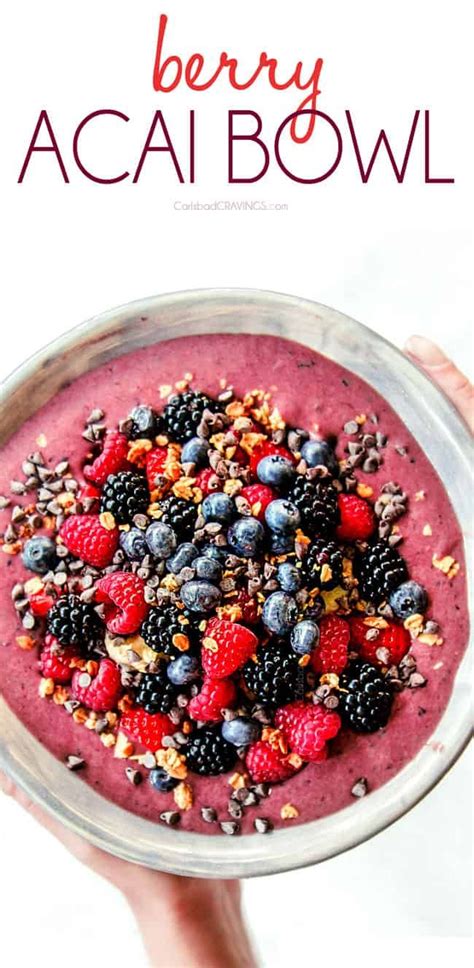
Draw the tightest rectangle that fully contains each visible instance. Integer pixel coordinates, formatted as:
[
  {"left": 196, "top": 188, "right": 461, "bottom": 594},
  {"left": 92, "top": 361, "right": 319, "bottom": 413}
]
[{"left": 4, "top": 381, "right": 438, "bottom": 834}]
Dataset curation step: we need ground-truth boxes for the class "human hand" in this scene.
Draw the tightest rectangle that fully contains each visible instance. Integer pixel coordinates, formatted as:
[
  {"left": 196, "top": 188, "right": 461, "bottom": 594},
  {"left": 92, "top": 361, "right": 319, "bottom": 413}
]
[
  {"left": 404, "top": 335, "right": 473, "bottom": 433},
  {"left": 0, "top": 771, "right": 256, "bottom": 968}
]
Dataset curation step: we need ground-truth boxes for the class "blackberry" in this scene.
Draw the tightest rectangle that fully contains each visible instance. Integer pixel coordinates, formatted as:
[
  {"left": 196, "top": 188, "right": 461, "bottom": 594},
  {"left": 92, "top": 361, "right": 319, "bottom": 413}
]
[
  {"left": 100, "top": 470, "right": 150, "bottom": 524},
  {"left": 140, "top": 602, "right": 196, "bottom": 658},
  {"left": 47, "top": 594, "right": 102, "bottom": 654},
  {"left": 290, "top": 477, "right": 339, "bottom": 536},
  {"left": 128, "top": 404, "right": 162, "bottom": 441},
  {"left": 356, "top": 540, "right": 408, "bottom": 604},
  {"left": 243, "top": 641, "right": 302, "bottom": 707},
  {"left": 304, "top": 537, "right": 343, "bottom": 589},
  {"left": 185, "top": 726, "right": 237, "bottom": 776},
  {"left": 163, "top": 390, "right": 218, "bottom": 443},
  {"left": 339, "top": 660, "right": 394, "bottom": 732},
  {"left": 157, "top": 494, "right": 198, "bottom": 540},
  {"left": 135, "top": 670, "right": 177, "bottom": 714}
]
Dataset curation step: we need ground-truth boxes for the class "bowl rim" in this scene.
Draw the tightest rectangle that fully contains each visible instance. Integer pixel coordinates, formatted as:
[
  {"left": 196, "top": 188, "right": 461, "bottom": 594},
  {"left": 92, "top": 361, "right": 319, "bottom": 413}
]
[{"left": 0, "top": 286, "right": 472, "bottom": 878}]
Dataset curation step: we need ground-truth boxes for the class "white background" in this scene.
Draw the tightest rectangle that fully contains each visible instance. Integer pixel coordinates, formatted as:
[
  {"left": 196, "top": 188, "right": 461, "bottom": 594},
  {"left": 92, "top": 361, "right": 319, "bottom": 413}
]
[{"left": 0, "top": 1, "right": 472, "bottom": 964}]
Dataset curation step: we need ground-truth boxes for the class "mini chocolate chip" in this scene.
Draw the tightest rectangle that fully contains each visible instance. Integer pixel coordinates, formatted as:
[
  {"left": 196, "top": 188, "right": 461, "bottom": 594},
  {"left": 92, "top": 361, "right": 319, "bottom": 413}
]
[
  {"left": 125, "top": 767, "right": 143, "bottom": 786},
  {"left": 201, "top": 807, "right": 218, "bottom": 823},
  {"left": 66, "top": 755, "right": 85, "bottom": 771},
  {"left": 228, "top": 800, "right": 243, "bottom": 819},
  {"left": 220, "top": 821, "right": 240, "bottom": 836},
  {"left": 254, "top": 817, "right": 273, "bottom": 834},
  {"left": 351, "top": 777, "right": 368, "bottom": 798}
]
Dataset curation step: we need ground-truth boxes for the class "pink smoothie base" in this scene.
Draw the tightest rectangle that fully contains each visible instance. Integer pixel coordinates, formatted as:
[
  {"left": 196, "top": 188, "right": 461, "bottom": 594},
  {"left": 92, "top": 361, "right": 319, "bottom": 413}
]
[{"left": 0, "top": 333, "right": 469, "bottom": 834}]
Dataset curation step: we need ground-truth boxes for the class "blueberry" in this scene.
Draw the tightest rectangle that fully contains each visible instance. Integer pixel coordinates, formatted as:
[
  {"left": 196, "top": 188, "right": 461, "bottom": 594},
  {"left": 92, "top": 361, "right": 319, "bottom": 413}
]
[
  {"left": 145, "top": 521, "right": 177, "bottom": 559},
  {"left": 265, "top": 498, "right": 301, "bottom": 533},
  {"left": 202, "top": 492, "right": 235, "bottom": 525},
  {"left": 269, "top": 531, "right": 295, "bottom": 555},
  {"left": 119, "top": 528, "right": 147, "bottom": 561},
  {"left": 291, "top": 619, "right": 320, "bottom": 655},
  {"left": 202, "top": 544, "right": 228, "bottom": 562},
  {"left": 227, "top": 517, "right": 265, "bottom": 558},
  {"left": 262, "top": 591, "right": 298, "bottom": 635},
  {"left": 22, "top": 536, "right": 58, "bottom": 574},
  {"left": 278, "top": 562, "right": 302, "bottom": 593},
  {"left": 389, "top": 580, "right": 428, "bottom": 620},
  {"left": 257, "top": 454, "right": 295, "bottom": 490},
  {"left": 301, "top": 439, "right": 338, "bottom": 475},
  {"left": 180, "top": 580, "right": 222, "bottom": 613},
  {"left": 181, "top": 436, "right": 210, "bottom": 466},
  {"left": 167, "top": 654, "right": 201, "bottom": 686},
  {"left": 194, "top": 556, "right": 223, "bottom": 582},
  {"left": 129, "top": 404, "right": 158, "bottom": 439},
  {"left": 166, "top": 542, "right": 198, "bottom": 573},
  {"left": 221, "top": 717, "right": 261, "bottom": 747},
  {"left": 149, "top": 767, "right": 179, "bottom": 792}
]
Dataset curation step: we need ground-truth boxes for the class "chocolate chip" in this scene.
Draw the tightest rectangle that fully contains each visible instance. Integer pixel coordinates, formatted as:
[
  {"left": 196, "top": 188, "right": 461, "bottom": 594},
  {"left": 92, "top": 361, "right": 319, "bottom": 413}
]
[
  {"left": 64, "top": 700, "right": 81, "bottom": 714},
  {"left": 220, "top": 821, "right": 240, "bottom": 835},
  {"left": 201, "top": 806, "right": 217, "bottom": 823},
  {"left": 254, "top": 817, "right": 273, "bottom": 834},
  {"left": 125, "top": 767, "right": 143, "bottom": 786},
  {"left": 351, "top": 777, "right": 368, "bottom": 798},
  {"left": 66, "top": 754, "right": 85, "bottom": 771},
  {"left": 228, "top": 800, "right": 243, "bottom": 819},
  {"left": 408, "top": 672, "right": 427, "bottom": 689},
  {"left": 160, "top": 811, "right": 181, "bottom": 826}
]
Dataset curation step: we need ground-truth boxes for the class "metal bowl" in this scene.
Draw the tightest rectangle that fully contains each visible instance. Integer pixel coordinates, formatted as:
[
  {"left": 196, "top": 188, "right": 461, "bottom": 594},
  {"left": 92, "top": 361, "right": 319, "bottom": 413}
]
[{"left": 0, "top": 289, "right": 471, "bottom": 877}]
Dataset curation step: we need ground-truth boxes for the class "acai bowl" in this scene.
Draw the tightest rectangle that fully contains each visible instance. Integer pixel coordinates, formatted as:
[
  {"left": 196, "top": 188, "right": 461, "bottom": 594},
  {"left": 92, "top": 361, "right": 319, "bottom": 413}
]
[{"left": 0, "top": 289, "right": 471, "bottom": 877}]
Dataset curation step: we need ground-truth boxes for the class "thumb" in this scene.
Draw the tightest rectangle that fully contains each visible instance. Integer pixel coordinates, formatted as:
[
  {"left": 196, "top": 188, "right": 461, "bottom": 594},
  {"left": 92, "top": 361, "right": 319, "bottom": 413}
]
[{"left": 404, "top": 335, "right": 473, "bottom": 434}]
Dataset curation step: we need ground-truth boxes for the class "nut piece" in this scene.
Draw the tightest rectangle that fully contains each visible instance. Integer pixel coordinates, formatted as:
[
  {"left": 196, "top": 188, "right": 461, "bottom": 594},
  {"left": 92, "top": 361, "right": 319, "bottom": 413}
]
[
  {"left": 38, "top": 677, "right": 55, "bottom": 698},
  {"left": 432, "top": 554, "right": 460, "bottom": 579},
  {"left": 114, "top": 731, "right": 135, "bottom": 759},
  {"left": 156, "top": 747, "right": 188, "bottom": 779},
  {"left": 280, "top": 802, "right": 299, "bottom": 820},
  {"left": 173, "top": 782, "right": 194, "bottom": 811}
]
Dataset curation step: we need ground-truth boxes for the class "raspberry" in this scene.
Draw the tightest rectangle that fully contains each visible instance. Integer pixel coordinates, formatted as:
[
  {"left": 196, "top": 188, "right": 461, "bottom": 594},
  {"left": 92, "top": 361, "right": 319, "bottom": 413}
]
[
  {"left": 311, "top": 615, "right": 350, "bottom": 675},
  {"left": 78, "top": 482, "right": 101, "bottom": 503},
  {"left": 350, "top": 617, "right": 410, "bottom": 666},
  {"left": 201, "top": 618, "right": 259, "bottom": 679},
  {"left": 60, "top": 514, "right": 119, "bottom": 568},
  {"left": 95, "top": 572, "right": 149, "bottom": 635},
  {"left": 71, "top": 658, "right": 122, "bottom": 712},
  {"left": 249, "top": 440, "right": 295, "bottom": 476},
  {"left": 84, "top": 430, "right": 130, "bottom": 486},
  {"left": 240, "top": 483, "right": 276, "bottom": 521},
  {"left": 39, "top": 634, "right": 76, "bottom": 683},
  {"left": 146, "top": 447, "right": 168, "bottom": 491},
  {"left": 245, "top": 740, "right": 300, "bottom": 784},
  {"left": 275, "top": 701, "right": 341, "bottom": 762},
  {"left": 336, "top": 493, "right": 375, "bottom": 542},
  {"left": 29, "top": 589, "right": 56, "bottom": 617},
  {"left": 234, "top": 589, "right": 260, "bottom": 626},
  {"left": 185, "top": 726, "right": 237, "bottom": 776},
  {"left": 188, "top": 678, "right": 237, "bottom": 722},
  {"left": 194, "top": 467, "right": 221, "bottom": 497},
  {"left": 120, "top": 707, "right": 173, "bottom": 751}
]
